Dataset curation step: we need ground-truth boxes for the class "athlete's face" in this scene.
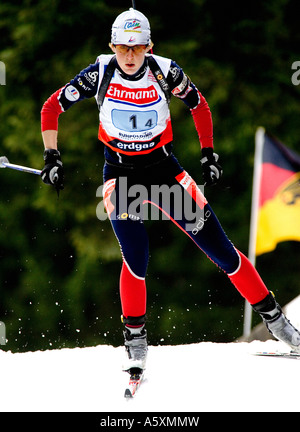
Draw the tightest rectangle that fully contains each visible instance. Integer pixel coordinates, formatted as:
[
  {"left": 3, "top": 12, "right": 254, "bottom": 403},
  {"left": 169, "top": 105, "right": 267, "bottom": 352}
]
[{"left": 112, "top": 45, "right": 150, "bottom": 75}]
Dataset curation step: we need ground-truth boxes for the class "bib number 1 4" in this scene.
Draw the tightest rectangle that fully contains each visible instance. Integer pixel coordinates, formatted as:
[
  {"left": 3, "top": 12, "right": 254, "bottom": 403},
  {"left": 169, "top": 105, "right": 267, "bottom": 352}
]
[{"left": 112, "top": 109, "right": 158, "bottom": 132}]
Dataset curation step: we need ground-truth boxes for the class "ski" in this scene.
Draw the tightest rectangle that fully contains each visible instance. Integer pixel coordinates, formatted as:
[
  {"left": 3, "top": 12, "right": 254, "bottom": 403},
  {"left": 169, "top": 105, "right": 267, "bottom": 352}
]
[
  {"left": 124, "top": 368, "right": 144, "bottom": 398},
  {"left": 254, "top": 351, "right": 300, "bottom": 359}
]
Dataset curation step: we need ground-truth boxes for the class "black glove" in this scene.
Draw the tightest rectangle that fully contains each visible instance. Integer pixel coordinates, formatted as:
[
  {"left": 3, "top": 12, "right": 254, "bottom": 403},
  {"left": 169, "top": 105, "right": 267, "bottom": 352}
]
[
  {"left": 41, "top": 149, "right": 64, "bottom": 191},
  {"left": 200, "top": 147, "right": 223, "bottom": 186}
]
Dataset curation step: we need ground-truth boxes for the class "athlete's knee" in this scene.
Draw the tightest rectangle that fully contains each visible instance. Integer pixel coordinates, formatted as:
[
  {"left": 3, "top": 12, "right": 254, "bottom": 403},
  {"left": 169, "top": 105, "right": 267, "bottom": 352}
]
[
  {"left": 122, "top": 245, "right": 149, "bottom": 278},
  {"left": 227, "top": 249, "right": 269, "bottom": 304},
  {"left": 215, "top": 243, "right": 240, "bottom": 274}
]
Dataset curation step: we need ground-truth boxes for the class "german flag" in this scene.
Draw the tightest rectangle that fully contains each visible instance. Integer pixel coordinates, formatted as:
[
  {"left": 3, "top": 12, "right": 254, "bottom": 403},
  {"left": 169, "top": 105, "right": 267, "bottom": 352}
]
[{"left": 256, "top": 132, "right": 300, "bottom": 255}]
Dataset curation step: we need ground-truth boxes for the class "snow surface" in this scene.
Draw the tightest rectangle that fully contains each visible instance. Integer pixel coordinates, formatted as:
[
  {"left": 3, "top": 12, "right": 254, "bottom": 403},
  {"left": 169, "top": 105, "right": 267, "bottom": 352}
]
[{"left": 0, "top": 339, "right": 299, "bottom": 413}]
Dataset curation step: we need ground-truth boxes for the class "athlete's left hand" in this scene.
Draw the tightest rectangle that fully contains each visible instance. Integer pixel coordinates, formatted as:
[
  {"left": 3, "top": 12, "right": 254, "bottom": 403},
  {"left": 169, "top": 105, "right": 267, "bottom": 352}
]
[{"left": 200, "top": 147, "right": 223, "bottom": 186}]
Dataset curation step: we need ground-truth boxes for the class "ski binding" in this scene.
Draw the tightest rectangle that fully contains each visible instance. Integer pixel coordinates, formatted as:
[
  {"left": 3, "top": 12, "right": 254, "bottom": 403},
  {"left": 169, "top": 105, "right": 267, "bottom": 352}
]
[{"left": 124, "top": 367, "right": 144, "bottom": 398}]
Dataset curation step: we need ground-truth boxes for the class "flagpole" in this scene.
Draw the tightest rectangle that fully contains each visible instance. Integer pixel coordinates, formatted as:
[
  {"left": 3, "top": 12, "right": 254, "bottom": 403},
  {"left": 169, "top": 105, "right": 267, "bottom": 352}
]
[{"left": 243, "top": 126, "right": 265, "bottom": 337}]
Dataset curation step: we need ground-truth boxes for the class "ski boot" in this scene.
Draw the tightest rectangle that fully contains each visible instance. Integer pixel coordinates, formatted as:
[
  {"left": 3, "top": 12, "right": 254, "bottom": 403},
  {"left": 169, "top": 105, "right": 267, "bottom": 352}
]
[
  {"left": 122, "top": 315, "right": 148, "bottom": 372},
  {"left": 252, "top": 292, "right": 300, "bottom": 353}
]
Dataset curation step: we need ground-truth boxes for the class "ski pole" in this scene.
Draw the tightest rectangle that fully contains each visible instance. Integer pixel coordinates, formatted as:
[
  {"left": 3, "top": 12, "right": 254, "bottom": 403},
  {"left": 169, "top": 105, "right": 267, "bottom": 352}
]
[{"left": 0, "top": 156, "right": 42, "bottom": 176}]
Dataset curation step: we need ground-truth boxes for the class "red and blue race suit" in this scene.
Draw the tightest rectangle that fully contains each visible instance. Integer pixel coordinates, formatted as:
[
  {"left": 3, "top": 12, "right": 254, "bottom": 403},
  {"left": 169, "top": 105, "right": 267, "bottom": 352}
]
[{"left": 41, "top": 54, "right": 269, "bottom": 321}]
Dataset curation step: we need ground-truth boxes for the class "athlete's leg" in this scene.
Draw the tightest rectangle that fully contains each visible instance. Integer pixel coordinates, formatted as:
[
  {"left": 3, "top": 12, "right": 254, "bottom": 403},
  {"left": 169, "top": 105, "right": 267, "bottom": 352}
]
[
  {"left": 161, "top": 179, "right": 300, "bottom": 351},
  {"left": 103, "top": 177, "right": 148, "bottom": 320},
  {"left": 190, "top": 203, "right": 270, "bottom": 305},
  {"left": 103, "top": 174, "right": 149, "bottom": 369},
  {"left": 148, "top": 168, "right": 270, "bottom": 306}
]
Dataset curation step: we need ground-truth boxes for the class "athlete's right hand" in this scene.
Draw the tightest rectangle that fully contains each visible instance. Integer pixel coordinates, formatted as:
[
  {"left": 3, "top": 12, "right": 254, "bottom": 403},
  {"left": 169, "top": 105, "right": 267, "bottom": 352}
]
[{"left": 41, "top": 149, "right": 64, "bottom": 191}]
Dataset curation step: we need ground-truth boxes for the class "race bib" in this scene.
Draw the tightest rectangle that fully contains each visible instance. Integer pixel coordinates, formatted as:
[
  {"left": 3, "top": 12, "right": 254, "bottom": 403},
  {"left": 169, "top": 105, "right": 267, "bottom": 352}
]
[{"left": 111, "top": 109, "right": 158, "bottom": 132}]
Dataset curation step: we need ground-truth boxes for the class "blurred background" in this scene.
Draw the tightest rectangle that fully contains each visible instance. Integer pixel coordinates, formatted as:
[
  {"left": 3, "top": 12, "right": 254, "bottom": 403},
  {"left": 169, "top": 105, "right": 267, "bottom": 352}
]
[{"left": 0, "top": 0, "right": 300, "bottom": 352}]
